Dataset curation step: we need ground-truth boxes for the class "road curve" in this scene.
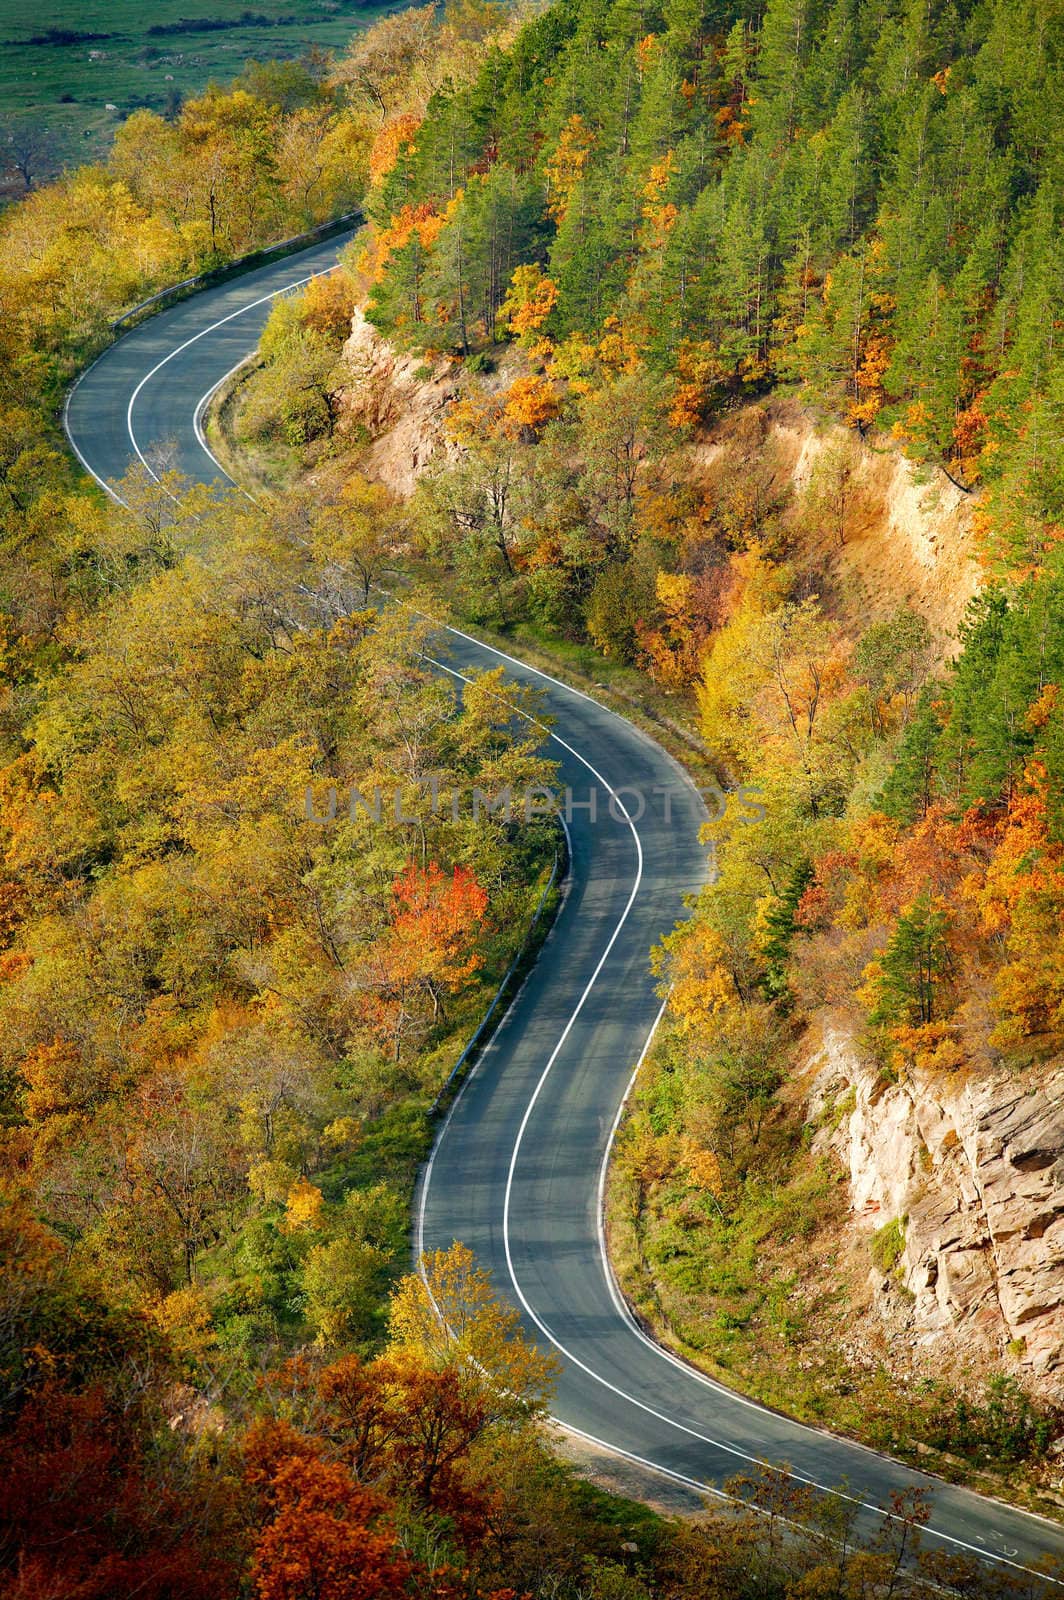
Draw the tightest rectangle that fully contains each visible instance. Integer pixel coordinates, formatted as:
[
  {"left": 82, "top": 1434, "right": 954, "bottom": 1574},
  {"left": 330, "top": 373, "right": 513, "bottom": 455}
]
[{"left": 64, "top": 235, "right": 1064, "bottom": 1584}]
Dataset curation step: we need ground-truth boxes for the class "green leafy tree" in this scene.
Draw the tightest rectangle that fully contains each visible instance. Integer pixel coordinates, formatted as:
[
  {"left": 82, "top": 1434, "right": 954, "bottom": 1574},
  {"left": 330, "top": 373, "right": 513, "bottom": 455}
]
[{"left": 870, "top": 889, "right": 953, "bottom": 1028}]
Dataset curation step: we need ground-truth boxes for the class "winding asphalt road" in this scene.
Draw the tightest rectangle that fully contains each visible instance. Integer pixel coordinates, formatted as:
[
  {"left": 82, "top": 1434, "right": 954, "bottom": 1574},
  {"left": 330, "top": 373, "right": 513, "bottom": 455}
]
[{"left": 64, "top": 234, "right": 1064, "bottom": 1585}]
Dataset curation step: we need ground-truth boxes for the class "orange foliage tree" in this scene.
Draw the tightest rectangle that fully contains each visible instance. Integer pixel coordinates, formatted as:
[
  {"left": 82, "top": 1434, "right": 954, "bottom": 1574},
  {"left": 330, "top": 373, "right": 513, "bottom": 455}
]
[
  {"left": 247, "top": 1448, "right": 413, "bottom": 1600},
  {"left": 502, "top": 374, "right": 560, "bottom": 438},
  {"left": 368, "top": 113, "right": 423, "bottom": 187},
  {"left": 390, "top": 861, "right": 489, "bottom": 998},
  {"left": 973, "top": 764, "right": 1064, "bottom": 1046},
  {"left": 365, "top": 863, "right": 489, "bottom": 1051}
]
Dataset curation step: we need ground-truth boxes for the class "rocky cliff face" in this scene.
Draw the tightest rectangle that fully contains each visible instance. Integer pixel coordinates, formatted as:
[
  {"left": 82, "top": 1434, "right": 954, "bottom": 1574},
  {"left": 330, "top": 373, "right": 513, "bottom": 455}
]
[
  {"left": 807, "top": 1016, "right": 1064, "bottom": 1395},
  {"left": 338, "top": 308, "right": 458, "bottom": 496},
  {"left": 691, "top": 397, "right": 981, "bottom": 641},
  {"left": 333, "top": 316, "right": 1061, "bottom": 1403}
]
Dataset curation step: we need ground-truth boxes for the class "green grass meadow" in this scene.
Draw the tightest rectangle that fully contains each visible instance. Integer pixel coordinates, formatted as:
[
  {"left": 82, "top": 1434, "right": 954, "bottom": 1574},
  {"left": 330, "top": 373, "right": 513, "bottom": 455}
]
[{"left": 0, "top": 0, "right": 390, "bottom": 176}]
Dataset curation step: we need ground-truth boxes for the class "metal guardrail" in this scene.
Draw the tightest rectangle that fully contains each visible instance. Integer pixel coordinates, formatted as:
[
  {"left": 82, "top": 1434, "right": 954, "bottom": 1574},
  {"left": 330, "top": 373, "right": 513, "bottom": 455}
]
[{"left": 109, "top": 207, "right": 363, "bottom": 332}]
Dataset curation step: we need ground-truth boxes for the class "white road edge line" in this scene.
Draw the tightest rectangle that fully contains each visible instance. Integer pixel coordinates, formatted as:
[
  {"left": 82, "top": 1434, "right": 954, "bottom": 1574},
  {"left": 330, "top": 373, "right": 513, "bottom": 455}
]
[
  {"left": 192, "top": 352, "right": 259, "bottom": 503},
  {"left": 64, "top": 257, "right": 343, "bottom": 509},
  {"left": 125, "top": 268, "right": 336, "bottom": 481},
  {"left": 63, "top": 348, "right": 133, "bottom": 507},
  {"left": 413, "top": 655, "right": 573, "bottom": 1272},
  {"left": 595, "top": 995, "right": 670, "bottom": 1338},
  {"left": 553, "top": 1417, "right": 729, "bottom": 1502},
  {"left": 419, "top": 656, "right": 1061, "bottom": 1581},
  {"left": 595, "top": 999, "right": 818, "bottom": 1416},
  {"left": 64, "top": 266, "right": 1064, "bottom": 1587}
]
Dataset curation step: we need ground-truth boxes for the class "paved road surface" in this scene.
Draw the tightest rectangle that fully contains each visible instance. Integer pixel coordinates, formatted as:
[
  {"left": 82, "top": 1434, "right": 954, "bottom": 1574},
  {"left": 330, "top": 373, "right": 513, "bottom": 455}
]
[{"left": 64, "top": 233, "right": 1064, "bottom": 1585}]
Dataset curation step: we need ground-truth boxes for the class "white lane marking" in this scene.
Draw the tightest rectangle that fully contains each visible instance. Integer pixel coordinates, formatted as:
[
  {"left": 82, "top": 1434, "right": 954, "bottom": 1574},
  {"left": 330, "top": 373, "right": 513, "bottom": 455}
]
[
  {"left": 125, "top": 268, "right": 334, "bottom": 479},
  {"left": 65, "top": 252, "right": 344, "bottom": 506},
  {"left": 423, "top": 658, "right": 1063, "bottom": 1582},
  {"left": 595, "top": 999, "right": 827, "bottom": 1420},
  {"left": 78, "top": 292, "right": 1064, "bottom": 1585},
  {"left": 444, "top": 624, "right": 613, "bottom": 716},
  {"left": 429, "top": 845, "right": 562, "bottom": 1116},
  {"left": 192, "top": 352, "right": 255, "bottom": 486},
  {"left": 419, "top": 659, "right": 995, "bottom": 1547},
  {"left": 554, "top": 1418, "right": 729, "bottom": 1502},
  {"left": 595, "top": 1002, "right": 1064, "bottom": 1557},
  {"left": 414, "top": 669, "right": 824, "bottom": 1488},
  {"left": 63, "top": 344, "right": 132, "bottom": 506},
  {"left": 191, "top": 353, "right": 263, "bottom": 509},
  {"left": 413, "top": 655, "right": 573, "bottom": 1275},
  {"left": 596, "top": 995, "right": 669, "bottom": 1334}
]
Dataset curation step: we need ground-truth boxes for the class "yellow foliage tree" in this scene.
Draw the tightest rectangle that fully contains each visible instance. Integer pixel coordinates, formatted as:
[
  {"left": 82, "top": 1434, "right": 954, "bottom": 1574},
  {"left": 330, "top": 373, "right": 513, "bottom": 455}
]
[
  {"left": 499, "top": 263, "right": 559, "bottom": 344},
  {"left": 641, "top": 150, "right": 679, "bottom": 238},
  {"left": 544, "top": 114, "right": 594, "bottom": 222},
  {"left": 653, "top": 920, "right": 736, "bottom": 1032},
  {"left": 696, "top": 550, "right": 788, "bottom": 770},
  {"left": 285, "top": 1176, "right": 326, "bottom": 1233},
  {"left": 299, "top": 271, "right": 357, "bottom": 343},
  {"left": 638, "top": 571, "right": 704, "bottom": 689},
  {"left": 389, "top": 1242, "right": 557, "bottom": 1416}
]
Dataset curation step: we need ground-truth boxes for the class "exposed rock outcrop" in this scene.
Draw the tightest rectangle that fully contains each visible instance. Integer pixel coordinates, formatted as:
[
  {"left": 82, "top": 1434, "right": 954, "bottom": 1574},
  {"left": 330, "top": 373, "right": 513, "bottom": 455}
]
[
  {"left": 337, "top": 308, "right": 458, "bottom": 496},
  {"left": 806, "top": 1016, "right": 1064, "bottom": 1394},
  {"left": 691, "top": 396, "right": 981, "bottom": 642},
  {"left": 332, "top": 315, "right": 1059, "bottom": 1403},
  {"left": 337, "top": 327, "right": 981, "bottom": 649}
]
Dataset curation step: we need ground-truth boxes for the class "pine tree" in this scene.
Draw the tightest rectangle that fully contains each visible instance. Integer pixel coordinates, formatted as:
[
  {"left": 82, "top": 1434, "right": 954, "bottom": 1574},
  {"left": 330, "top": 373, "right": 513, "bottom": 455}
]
[
  {"left": 879, "top": 686, "right": 944, "bottom": 824},
  {"left": 871, "top": 889, "right": 952, "bottom": 1028},
  {"left": 760, "top": 857, "right": 814, "bottom": 999}
]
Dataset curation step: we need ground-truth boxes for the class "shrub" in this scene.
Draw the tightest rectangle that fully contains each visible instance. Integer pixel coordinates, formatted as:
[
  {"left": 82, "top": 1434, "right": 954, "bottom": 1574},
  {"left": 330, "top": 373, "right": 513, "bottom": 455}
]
[
  {"left": 585, "top": 557, "right": 657, "bottom": 662},
  {"left": 870, "top": 1216, "right": 906, "bottom": 1275}
]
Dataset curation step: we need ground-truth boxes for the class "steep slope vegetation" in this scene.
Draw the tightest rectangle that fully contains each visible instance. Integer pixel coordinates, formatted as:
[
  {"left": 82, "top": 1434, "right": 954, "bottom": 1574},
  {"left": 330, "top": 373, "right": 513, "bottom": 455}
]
[{"left": 285, "top": 0, "right": 1064, "bottom": 1497}]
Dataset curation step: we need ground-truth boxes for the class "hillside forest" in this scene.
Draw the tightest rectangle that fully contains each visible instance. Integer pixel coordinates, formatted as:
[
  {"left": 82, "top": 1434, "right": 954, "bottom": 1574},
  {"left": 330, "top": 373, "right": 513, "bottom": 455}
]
[
  {"left": 1, "top": 0, "right": 1064, "bottom": 1594},
  {"left": 234, "top": 0, "right": 1064, "bottom": 1495}
]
